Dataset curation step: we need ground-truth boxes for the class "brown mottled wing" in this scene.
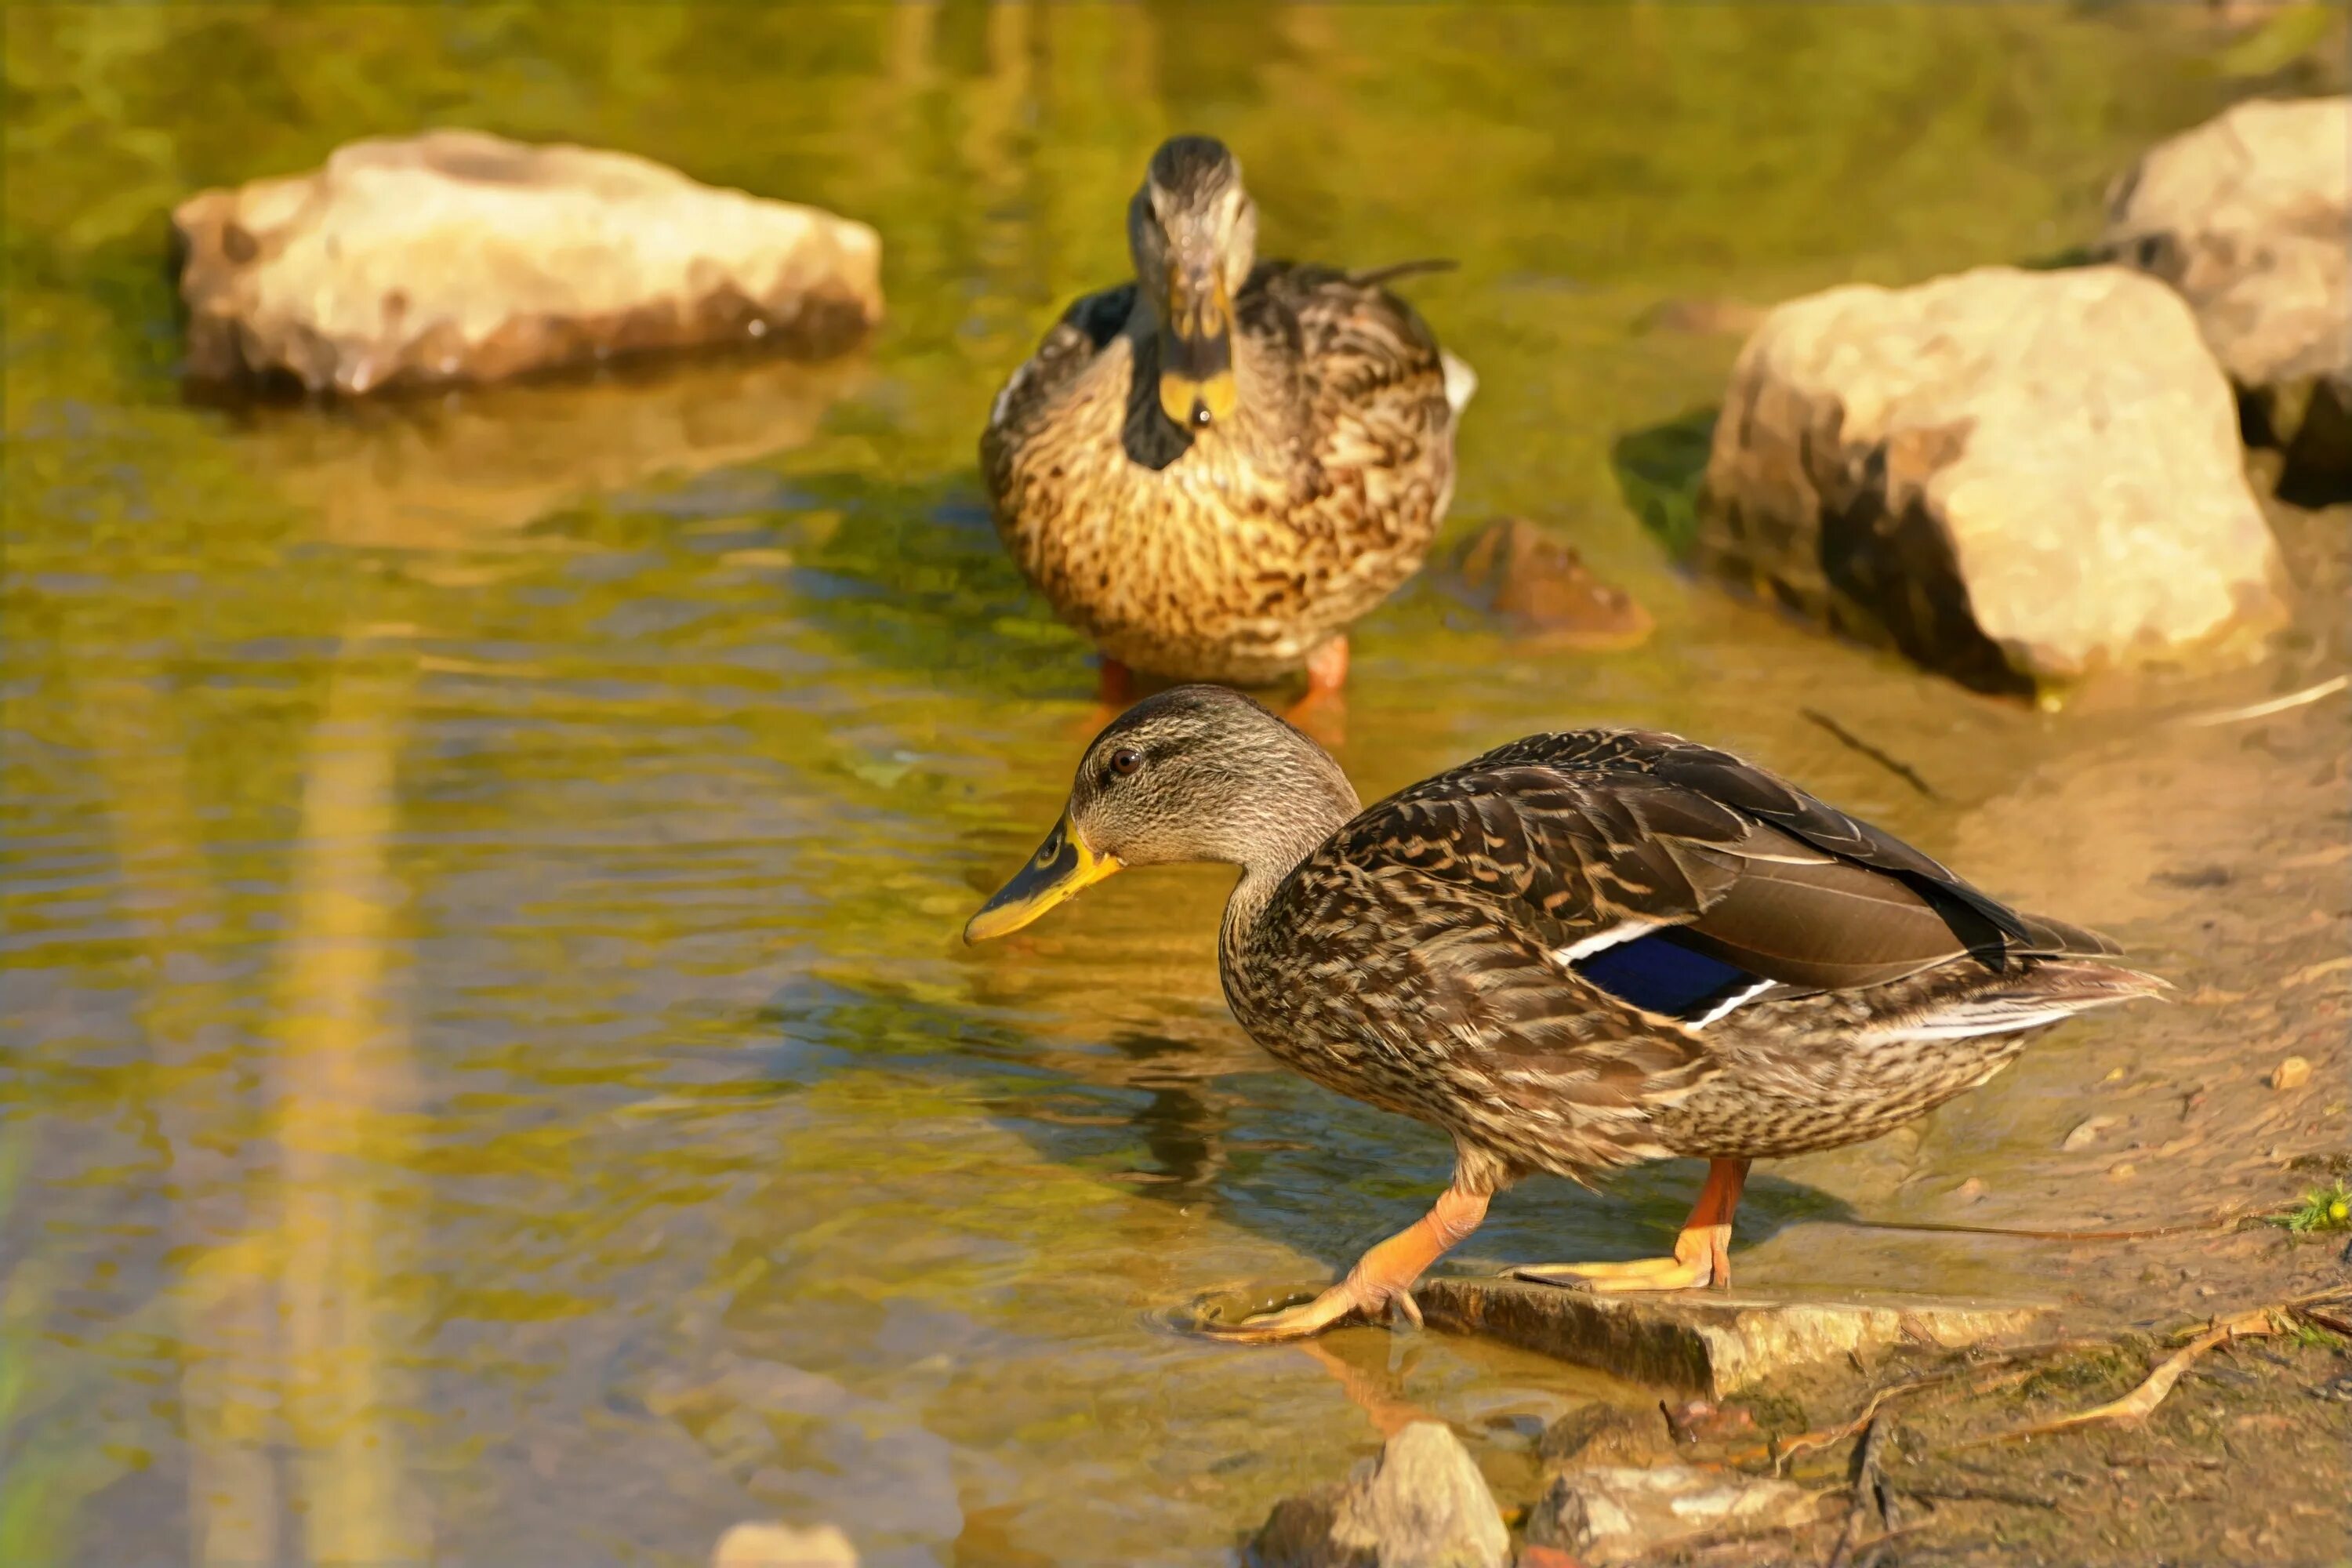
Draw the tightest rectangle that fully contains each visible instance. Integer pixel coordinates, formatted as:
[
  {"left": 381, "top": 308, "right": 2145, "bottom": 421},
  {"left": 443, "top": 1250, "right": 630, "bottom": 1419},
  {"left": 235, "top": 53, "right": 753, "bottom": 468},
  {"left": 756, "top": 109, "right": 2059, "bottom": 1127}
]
[
  {"left": 1248, "top": 261, "right": 1457, "bottom": 544},
  {"left": 1310, "top": 727, "right": 2115, "bottom": 1005},
  {"left": 1465, "top": 729, "right": 2121, "bottom": 965},
  {"left": 980, "top": 283, "right": 1136, "bottom": 484}
]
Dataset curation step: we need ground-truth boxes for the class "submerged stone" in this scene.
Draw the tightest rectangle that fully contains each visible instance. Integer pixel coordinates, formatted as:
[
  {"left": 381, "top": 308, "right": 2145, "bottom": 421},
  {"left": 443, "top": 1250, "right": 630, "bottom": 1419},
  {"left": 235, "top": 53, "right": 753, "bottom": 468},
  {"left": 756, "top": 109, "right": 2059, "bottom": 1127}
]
[
  {"left": 1414, "top": 1276, "right": 2048, "bottom": 1398},
  {"left": 1449, "top": 516, "right": 1654, "bottom": 650},
  {"left": 175, "top": 129, "right": 883, "bottom": 396},
  {"left": 1535, "top": 1403, "right": 1673, "bottom": 1468}
]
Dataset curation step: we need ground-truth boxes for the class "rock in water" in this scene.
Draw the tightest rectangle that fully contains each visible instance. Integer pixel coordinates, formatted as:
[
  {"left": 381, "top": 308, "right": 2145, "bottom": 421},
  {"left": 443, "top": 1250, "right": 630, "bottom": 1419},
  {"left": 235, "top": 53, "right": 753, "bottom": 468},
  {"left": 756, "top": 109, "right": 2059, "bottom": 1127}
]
[
  {"left": 2101, "top": 98, "right": 2352, "bottom": 496},
  {"left": 1250, "top": 1421, "right": 1508, "bottom": 1568},
  {"left": 175, "top": 130, "right": 883, "bottom": 395},
  {"left": 1524, "top": 1465, "right": 1819, "bottom": 1566},
  {"left": 1451, "top": 517, "right": 1653, "bottom": 650},
  {"left": 1535, "top": 1403, "right": 1671, "bottom": 1468},
  {"left": 1697, "top": 265, "right": 2285, "bottom": 694}
]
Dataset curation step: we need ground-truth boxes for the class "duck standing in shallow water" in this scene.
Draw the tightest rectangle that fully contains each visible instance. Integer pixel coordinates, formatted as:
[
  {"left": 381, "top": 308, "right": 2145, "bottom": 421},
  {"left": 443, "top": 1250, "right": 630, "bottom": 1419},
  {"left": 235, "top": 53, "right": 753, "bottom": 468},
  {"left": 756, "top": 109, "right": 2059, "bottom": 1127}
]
[
  {"left": 980, "top": 136, "right": 1474, "bottom": 710},
  {"left": 966, "top": 687, "right": 2161, "bottom": 1341}
]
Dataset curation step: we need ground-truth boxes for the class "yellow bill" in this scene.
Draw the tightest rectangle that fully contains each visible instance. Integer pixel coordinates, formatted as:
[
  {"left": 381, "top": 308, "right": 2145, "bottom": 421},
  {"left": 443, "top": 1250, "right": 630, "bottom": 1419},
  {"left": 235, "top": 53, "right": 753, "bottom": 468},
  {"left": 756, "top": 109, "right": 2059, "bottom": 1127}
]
[{"left": 965, "top": 813, "right": 1123, "bottom": 942}]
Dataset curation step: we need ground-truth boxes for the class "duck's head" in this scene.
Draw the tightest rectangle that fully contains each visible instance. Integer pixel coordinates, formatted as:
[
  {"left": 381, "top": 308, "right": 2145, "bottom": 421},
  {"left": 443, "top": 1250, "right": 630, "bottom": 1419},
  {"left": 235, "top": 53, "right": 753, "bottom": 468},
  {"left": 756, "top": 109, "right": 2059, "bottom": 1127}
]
[
  {"left": 1128, "top": 136, "right": 1258, "bottom": 433},
  {"left": 965, "top": 685, "right": 1357, "bottom": 942}
]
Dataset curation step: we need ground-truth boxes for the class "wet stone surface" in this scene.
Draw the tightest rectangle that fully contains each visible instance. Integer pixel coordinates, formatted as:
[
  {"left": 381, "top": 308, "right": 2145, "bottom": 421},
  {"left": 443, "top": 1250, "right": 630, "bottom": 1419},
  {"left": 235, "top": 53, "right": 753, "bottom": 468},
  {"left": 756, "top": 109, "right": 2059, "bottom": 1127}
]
[
  {"left": 1523, "top": 1462, "right": 1822, "bottom": 1566},
  {"left": 1414, "top": 1278, "right": 2052, "bottom": 1397},
  {"left": 175, "top": 129, "right": 884, "bottom": 395},
  {"left": 1250, "top": 1421, "right": 1509, "bottom": 1568}
]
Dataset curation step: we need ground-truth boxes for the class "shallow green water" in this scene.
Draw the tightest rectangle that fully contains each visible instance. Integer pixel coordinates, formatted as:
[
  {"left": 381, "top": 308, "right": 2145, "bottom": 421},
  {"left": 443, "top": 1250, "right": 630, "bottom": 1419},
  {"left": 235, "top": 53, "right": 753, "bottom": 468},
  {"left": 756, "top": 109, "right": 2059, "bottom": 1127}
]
[{"left": 2, "top": 6, "right": 2334, "bottom": 1565}]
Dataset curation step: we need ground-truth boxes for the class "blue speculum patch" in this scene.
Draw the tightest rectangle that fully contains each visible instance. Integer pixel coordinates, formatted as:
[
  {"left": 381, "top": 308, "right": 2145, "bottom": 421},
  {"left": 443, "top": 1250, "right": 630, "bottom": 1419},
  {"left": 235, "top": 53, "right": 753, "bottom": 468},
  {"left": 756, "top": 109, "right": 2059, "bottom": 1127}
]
[{"left": 1575, "top": 929, "right": 1759, "bottom": 1021}]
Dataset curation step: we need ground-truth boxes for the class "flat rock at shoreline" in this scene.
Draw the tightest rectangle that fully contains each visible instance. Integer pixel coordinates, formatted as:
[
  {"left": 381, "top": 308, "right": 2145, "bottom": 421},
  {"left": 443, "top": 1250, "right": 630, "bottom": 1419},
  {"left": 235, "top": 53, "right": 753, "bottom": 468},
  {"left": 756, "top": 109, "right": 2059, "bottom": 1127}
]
[
  {"left": 1414, "top": 1276, "right": 2049, "bottom": 1397},
  {"left": 175, "top": 129, "right": 883, "bottom": 395},
  {"left": 1525, "top": 1463, "right": 1821, "bottom": 1566}
]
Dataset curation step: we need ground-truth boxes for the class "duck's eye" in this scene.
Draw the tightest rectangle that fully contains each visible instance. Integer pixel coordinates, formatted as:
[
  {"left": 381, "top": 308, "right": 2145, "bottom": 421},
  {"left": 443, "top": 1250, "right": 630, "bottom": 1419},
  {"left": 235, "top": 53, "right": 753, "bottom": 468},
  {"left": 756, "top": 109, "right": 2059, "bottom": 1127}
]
[{"left": 1108, "top": 748, "right": 1142, "bottom": 779}]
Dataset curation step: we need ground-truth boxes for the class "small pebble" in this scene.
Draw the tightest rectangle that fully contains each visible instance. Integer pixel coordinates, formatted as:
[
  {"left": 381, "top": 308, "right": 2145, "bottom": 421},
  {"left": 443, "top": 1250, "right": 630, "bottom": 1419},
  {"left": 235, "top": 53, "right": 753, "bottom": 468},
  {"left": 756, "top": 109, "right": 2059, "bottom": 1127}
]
[
  {"left": 2268, "top": 1056, "right": 2311, "bottom": 1091},
  {"left": 2108, "top": 1161, "right": 2138, "bottom": 1181},
  {"left": 2061, "top": 1115, "right": 2118, "bottom": 1152}
]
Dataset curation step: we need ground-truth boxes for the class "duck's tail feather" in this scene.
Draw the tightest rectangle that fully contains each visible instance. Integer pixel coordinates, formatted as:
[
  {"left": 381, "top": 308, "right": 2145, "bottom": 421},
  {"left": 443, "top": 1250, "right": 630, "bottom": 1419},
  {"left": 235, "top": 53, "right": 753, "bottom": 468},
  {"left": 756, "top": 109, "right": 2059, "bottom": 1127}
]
[
  {"left": 1439, "top": 349, "right": 1479, "bottom": 421},
  {"left": 1867, "top": 960, "right": 2165, "bottom": 1045},
  {"left": 1348, "top": 256, "right": 1458, "bottom": 289},
  {"left": 2013, "top": 909, "right": 2128, "bottom": 960}
]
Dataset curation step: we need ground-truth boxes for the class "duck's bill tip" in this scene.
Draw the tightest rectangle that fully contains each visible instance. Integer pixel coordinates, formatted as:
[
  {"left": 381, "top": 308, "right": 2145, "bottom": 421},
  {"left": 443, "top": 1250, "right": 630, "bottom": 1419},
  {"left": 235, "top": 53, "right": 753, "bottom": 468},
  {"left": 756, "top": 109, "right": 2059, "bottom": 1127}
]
[{"left": 964, "top": 815, "right": 1120, "bottom": 944}]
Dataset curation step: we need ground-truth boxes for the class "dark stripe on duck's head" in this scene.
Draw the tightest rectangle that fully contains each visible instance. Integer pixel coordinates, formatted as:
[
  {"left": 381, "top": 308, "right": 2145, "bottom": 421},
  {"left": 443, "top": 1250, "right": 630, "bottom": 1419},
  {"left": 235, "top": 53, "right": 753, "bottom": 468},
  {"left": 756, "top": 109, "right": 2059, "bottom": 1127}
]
[
  {"left": 1146, "top": 136, "right": 1240, "bottom": 209},
  {"left": 1576, "top": 929, "right": 1762, "bottom": 1023}
]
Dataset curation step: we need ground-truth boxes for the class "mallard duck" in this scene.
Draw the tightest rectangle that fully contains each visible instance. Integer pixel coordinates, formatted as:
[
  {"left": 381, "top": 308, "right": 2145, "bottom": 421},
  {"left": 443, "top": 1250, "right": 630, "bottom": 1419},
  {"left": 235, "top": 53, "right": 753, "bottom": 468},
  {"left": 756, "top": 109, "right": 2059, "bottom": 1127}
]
[
  {"left": 966, "top": 687, "right": 2161, "bottom": 1341},
  {"left": 980, "top": 135, "right": 1473, "bottom": 706}
]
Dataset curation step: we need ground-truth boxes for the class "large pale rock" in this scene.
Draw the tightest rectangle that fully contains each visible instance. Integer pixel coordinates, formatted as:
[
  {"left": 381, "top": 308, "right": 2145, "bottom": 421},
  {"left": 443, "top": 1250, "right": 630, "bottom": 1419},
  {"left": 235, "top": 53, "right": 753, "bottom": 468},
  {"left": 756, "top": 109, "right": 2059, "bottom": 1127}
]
[
  {"left": 1250, "top": 1421, "right": 1508, "bottom": 1568},
  {"left": 2101, "top": 98, "right": 2352, "bottom": 491},
  {"left": 1523, "top": 1465, "right": 1820, "bottom": 1566},
  {"left": 176, "top": 130, "right": 882, "bottom": 395},
  {"left": 1697, "top": 266, "right": 2285, "bottom": 693},
  {"left": 1415, "top": 1276, "right": 2048, "bottom": 1398}
]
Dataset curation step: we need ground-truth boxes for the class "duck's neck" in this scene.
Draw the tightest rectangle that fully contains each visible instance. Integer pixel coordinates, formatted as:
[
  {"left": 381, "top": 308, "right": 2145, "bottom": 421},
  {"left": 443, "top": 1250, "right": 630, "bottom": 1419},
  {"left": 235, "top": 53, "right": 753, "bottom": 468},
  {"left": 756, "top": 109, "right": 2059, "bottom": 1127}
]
[{"left": 1215, "top": 769, "right": 1359, "bottom": 966}]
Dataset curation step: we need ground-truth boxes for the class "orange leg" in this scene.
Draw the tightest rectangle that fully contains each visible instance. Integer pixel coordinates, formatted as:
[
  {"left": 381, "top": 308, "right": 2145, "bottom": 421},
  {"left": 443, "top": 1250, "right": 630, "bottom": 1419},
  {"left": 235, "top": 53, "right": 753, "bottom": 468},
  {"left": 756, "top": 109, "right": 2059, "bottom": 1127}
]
[
  {"left": 1283, "top": 637, "right": 1350, "bottom": 743},
  {"left": 1301, "top": 635, "right": 1349, "bottom": 701},
  {"left": 1513, "top": 1158, "right": 1751, "bottom": 1294},
  {"left": 1202, "top": 1176, "right": 1490, "bottom": 1342},
  {"left": 1067, "top": 657, "right": 1138, "bottom": 739},
  {"left": 1096, "top": 657, "right": 1135, "bottom": 707}
]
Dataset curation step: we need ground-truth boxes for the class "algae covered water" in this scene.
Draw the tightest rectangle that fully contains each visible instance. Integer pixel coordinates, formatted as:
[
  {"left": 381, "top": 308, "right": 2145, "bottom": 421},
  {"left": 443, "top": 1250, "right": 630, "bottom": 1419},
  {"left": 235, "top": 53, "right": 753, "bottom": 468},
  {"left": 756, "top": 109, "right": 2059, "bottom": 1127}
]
[{"left": 3, "top": 7, "right": 2340, "bottom": 1565}]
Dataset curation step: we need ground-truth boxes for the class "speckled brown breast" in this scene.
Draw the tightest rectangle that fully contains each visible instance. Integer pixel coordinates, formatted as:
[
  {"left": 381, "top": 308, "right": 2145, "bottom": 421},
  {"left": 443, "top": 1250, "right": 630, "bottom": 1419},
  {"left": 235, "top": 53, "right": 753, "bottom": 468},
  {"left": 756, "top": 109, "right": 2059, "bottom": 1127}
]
[{"left": 981, "top": 267, "right": 1459, "bottom": 684}]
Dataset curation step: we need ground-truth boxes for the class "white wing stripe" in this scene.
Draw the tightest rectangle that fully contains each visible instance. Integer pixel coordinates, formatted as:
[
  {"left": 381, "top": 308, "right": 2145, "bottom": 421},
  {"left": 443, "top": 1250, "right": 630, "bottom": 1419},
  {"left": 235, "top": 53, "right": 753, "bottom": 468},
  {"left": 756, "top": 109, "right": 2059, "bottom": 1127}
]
[{"left": 1551, "top": 920, "right": 1663, "bottom": 964}]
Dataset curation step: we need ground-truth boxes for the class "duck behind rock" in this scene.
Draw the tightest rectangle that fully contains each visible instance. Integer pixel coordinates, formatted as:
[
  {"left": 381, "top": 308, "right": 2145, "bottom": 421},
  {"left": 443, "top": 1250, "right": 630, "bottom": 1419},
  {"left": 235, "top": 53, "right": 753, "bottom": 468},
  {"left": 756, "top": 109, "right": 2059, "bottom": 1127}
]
[
  {"left": 981, "top": 136, "right": 1474, "bottom": 709},
  {"left": 966, "top": 687, "right": 2161, "bottom": 1341}
]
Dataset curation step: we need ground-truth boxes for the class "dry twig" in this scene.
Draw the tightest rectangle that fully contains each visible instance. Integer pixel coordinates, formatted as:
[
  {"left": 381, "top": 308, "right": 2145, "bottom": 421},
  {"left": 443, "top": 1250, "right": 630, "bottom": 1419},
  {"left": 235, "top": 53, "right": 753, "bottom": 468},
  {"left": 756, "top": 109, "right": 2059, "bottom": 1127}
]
[
  {"left": 1904, "top": 1482, "right": 2060, "bottom": 1509},
  {"left": 2175, "top": 672, "right": 2349, "bottom": 728},
  {"left": 1760, "top": 1339, "right": 2111, "bottom": 1473},
  {"left": 2296, "top": 1305, "right": 2352, "bottom": 1337},
  {"left": 1959, "top": 1308, "right": 2280, "bottom": 1446},
  {"left": 1823, "top": 1210, "right": 2249, "bottom": 1243},
  {"left": 1825, "top": 1414, "right": 1899, "bottom": 1568},
  {"left": 1800, "top": 708, "right": 1942, "bottom": 799}
]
